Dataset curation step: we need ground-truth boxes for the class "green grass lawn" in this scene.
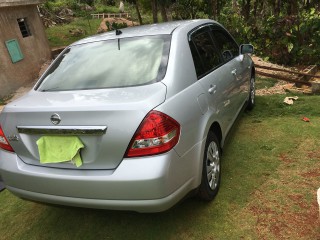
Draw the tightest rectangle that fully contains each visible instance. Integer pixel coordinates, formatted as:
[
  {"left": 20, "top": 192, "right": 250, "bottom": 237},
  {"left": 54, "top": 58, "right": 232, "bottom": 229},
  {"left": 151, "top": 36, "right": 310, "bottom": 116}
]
[
  {"left": 46, "top": 18, "right": 102, "bottom": 47},
  {"left": 1, "top": 95, "right": 319, "bottom": 239},
  {"left": 45, "top": 8, "right": 165, "bottom": 48},
  {"left": 256, "top": 76, "right": 278, "bottom": 89}
]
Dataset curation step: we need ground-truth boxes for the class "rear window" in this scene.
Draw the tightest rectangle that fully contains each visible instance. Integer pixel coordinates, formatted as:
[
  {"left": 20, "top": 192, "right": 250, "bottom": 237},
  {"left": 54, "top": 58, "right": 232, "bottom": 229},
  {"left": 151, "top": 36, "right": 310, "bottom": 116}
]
[{"left": 37, "top": 35, "right": 171, "bottom": 91}]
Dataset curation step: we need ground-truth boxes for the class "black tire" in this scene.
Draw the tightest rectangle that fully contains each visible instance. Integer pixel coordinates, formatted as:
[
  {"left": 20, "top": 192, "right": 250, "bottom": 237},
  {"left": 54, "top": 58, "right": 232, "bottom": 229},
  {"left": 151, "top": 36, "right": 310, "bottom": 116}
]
[
  {"left": 246, "top": 75, "right": 255, "bottom": 111},
  {"left": 198, "top": 131, "right": 221, "bottom": 201}
]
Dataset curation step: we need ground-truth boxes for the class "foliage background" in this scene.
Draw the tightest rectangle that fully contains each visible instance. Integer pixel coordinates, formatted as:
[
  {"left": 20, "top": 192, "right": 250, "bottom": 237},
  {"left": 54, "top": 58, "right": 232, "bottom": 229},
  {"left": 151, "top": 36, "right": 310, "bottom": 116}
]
[{"left": 44, "top": 0, "right": 320, "bottom": 66}]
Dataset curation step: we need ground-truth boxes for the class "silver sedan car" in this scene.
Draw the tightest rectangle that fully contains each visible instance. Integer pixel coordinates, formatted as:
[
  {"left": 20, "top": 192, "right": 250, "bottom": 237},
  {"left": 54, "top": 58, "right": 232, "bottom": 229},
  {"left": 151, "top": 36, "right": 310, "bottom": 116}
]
[{"left": 0, "top": 19, "right": 254, "bottom": 212}]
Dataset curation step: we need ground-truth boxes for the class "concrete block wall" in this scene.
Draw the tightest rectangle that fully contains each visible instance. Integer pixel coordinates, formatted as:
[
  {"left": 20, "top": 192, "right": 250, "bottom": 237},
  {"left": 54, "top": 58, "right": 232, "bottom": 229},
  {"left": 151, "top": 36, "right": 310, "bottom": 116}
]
[{"left": 0, "top": 3, "right": 51, "bottom": 98}]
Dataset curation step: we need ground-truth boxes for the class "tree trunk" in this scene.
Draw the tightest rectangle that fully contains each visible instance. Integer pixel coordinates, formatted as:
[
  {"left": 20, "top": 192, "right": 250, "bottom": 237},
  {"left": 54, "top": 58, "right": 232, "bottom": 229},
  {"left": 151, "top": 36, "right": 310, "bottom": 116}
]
[
  {"left": 207, "top": 0, "right": 219, "bottom": 19},
  {"left": 305, "top": 0, "right": 310, "bottom": 9},
  {"left": 159, "top": 2, "right": 168, "bottom": 22},
  {"left": 275, "top": 0, "right": 281, "bottom": 16},
  {"left": 253, "top": 0, "right": 259, "bottom": 17},
  {"left": 287, "top": 0, "right": 298, "bottom": 15},
  {"left": 242, "top": 0, "right": 251, "bottom": 21},
  {"left": 152, "top": 0, "right": 158, "bottom": 23},
  {"left": 135, "top": 1, "right": 143, "bottom": 25},
  {"left": 207, "top": 0, "right": 213, "bottom": 18},
  {"left": 212, "top": 0, "right": 217, "bottom": 19},
  {"left": 216, "top": 0, "right": 221, "bottom": 17}
]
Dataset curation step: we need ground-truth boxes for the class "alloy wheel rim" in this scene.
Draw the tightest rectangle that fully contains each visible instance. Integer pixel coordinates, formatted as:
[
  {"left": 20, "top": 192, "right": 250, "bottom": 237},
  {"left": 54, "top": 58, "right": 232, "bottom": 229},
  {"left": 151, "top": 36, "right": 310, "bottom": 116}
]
[{"left": 206, "top": 141, "right": 220, "bottom": 190}]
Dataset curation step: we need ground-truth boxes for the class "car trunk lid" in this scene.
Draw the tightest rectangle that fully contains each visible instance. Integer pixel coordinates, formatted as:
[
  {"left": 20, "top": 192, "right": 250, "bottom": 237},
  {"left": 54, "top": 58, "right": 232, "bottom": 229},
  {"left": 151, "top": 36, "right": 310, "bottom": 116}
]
[{"left": 0, "top": 83, "right": 166, "bottom": 170}]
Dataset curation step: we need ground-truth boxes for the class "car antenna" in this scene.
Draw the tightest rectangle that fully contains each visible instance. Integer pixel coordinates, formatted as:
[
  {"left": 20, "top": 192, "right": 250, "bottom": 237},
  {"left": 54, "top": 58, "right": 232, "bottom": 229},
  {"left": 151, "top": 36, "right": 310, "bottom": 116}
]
[
  {"left": 116, "top": 29, "right": 122, "bottom": 35},
  {"left": 115, "top": 29, "right": 122, "bottom": 50}
]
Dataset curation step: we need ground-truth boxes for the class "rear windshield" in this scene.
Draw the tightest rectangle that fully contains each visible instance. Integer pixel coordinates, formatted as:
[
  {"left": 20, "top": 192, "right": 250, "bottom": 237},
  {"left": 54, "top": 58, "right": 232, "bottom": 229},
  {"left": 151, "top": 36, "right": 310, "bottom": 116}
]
[{"left": 37, "top": 35, "right": 171, "bottom": 91}]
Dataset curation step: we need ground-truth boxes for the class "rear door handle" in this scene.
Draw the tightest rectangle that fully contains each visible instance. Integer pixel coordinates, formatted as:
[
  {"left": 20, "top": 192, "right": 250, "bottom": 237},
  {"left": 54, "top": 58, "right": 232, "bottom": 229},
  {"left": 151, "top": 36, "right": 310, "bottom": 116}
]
[
  {"left": 231, "top": 69, "right": 237, "bottom": 76},
  {"left": 208, "top": 85, "right": 217, "bottom": 94}
]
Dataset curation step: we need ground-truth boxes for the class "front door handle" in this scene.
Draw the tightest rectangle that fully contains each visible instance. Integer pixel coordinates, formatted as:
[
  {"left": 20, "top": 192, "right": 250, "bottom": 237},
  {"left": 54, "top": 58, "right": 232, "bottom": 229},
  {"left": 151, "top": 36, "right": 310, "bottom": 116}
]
[{"left": 208, "top": 85, "right": 217, "bottom": 94}]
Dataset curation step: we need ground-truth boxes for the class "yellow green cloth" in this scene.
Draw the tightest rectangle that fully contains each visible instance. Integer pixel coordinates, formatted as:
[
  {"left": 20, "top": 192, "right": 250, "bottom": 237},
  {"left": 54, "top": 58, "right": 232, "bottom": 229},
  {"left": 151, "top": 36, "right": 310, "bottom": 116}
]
[{"left": 36, "top": 136, "right": 84, "bottom": 167}]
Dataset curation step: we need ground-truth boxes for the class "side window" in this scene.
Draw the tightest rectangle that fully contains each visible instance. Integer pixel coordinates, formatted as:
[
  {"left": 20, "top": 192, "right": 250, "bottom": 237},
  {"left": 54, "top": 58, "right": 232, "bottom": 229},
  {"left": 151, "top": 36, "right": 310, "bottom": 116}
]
[
  {"left": 189, "top": 41, "right": 204, "bottom": 78},
  {"left": 189, "top": 29, "right": 222, "bottom": 78},
  {"left": 211, "top": 29, "right": 239, "bottom": 62}
]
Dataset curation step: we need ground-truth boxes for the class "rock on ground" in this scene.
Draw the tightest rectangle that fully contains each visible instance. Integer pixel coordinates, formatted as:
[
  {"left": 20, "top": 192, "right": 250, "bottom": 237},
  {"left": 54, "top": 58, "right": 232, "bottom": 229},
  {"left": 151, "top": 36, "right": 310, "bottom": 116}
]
[{"left": 97, "top": 17, "right": 138, "bottom": 33}]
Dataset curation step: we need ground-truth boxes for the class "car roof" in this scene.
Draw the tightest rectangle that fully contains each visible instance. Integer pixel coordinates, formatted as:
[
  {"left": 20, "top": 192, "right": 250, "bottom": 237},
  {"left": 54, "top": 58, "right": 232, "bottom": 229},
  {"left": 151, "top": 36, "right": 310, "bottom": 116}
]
[{"left": 72, "top": 19, "right": 217, "bottom": 46}]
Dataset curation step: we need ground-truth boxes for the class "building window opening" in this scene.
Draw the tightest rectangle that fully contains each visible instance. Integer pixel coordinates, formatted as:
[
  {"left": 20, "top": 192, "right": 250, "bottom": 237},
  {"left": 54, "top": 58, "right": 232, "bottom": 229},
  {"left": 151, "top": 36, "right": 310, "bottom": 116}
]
[{"left": 17, "top": 18, "right": 31, "bottom": 38}]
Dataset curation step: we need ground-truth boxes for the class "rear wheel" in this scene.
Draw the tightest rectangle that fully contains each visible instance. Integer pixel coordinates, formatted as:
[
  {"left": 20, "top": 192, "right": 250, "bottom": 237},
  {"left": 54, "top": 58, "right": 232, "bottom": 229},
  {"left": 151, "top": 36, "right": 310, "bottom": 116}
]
[
  {"left": 246, "top": 75, "right": 255, "bottom": 110},
  {"left": 198, "top": 131, "right": 221, "bottom": 201}
]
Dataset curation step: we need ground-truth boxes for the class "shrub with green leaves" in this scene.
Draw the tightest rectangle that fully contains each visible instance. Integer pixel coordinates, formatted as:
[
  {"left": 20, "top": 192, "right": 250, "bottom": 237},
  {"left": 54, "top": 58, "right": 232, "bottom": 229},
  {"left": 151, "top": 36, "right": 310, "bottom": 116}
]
[{"left": 219, "top": 7, "right": 320, "bottom": 65}]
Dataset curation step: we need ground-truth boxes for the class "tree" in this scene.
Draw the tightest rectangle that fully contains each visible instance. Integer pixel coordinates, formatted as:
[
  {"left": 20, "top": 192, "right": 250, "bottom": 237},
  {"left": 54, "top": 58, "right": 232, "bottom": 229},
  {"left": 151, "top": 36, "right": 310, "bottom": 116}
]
[
  {"left": 127, "top": 0, "right": 143, "bottom": 25},
  {"left": 274, "top": 0, "right": 281, "bottom": 16},
  {"left": 172, "top": 0, "right": 203, "bottom": 19},
  {"left": 81, "top": 0, "right": 94, "bottom": 6},
  {"left": 241, "top": 0, "right": 251, "bottom": 21},
  {"left": 207, "top": 0, "right": 217, "bottom": 19},
  {"left": 152, "top": 0, "right": 158, "bottom": 23},
  {"left": 287, "top": 0, "right": 298, "bottom": 15},
  {"left": 134, "top": 0, "right": 143, "bottom": 25},
  {"left": 159, "top": 0, "right": 168, "bottom": 22}
]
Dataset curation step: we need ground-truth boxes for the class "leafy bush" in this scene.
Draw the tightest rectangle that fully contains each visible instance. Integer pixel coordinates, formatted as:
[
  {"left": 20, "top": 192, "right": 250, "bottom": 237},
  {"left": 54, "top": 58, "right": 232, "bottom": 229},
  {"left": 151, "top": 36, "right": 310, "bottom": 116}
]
[
  {"left": 94, "top": 4, "right": 119, "bottom": 13},
  {"left": 219, "top": 7, "right": 320, "bottom": 65},
  {"left": 44, "top": 0, "right": 81, "bottom": 13},
  {"left": 105, "top": 0, "right": 116, "bottom": 6},
  {"left": 43, "top": 0, "right": 319, "bottom": 65},
  {"left": 171, "top": 0, "right": 205, "bottom": 20},
  {"left": 294, "top": 8, "right": 320, "bottom": 64}
]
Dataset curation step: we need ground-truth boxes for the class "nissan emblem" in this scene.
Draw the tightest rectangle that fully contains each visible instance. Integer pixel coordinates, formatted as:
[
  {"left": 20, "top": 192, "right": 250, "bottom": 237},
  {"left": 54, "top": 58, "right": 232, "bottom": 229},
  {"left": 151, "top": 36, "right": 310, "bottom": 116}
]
[{"left": 50, "top": 113, "right": 61, "bottom": 125}]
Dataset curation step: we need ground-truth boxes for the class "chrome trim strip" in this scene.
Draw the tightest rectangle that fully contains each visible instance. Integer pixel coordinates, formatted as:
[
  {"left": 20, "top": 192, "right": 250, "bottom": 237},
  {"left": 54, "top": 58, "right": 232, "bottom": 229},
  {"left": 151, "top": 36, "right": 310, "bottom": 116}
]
[{"left": 17, "top": 126, "right": 107, "bottom": 135}]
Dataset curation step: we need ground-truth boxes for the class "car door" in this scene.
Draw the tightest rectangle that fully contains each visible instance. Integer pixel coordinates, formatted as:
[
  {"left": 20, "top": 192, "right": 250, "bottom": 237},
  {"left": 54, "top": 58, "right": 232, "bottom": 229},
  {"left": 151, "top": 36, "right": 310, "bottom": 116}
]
[
  {"left": 188, "top": 25, "right": 234, "bottom": 134},
  {"left": 210, "top": 26, "right": 249, "bottom": 116}
]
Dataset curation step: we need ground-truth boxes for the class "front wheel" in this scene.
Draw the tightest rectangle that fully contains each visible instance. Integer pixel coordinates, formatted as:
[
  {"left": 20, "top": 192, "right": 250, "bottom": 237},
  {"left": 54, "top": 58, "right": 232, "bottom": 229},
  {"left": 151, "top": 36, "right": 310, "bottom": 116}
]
[
  {"left": 246, "top": 75, "right": 255, "bottom": 111},
  {"left": 198, "top": 131, "right": 221, "bottom": 201}
]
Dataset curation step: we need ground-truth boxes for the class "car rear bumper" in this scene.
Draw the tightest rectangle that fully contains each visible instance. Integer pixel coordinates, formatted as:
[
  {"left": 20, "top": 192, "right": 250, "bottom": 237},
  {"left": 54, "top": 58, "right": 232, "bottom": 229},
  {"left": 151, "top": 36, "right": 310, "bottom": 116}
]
[
  {"left": 0, "top": 145, "right": 203, "bottom": 212},
  {"left": 7, "top": 178, "right": 193, "bottom": 212}
]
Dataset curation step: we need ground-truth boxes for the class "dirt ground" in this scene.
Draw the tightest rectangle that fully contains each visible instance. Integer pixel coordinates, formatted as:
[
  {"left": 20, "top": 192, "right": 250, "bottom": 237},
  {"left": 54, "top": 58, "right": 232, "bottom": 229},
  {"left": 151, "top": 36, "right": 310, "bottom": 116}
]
[
  {"left": 253, "top": 56, "right": 301, "bottom": 96},
  {"left": 252, "top": 55, "right": 318, "bottom": 95},
  {"left": 246, "top": 150, "right": 320, "bottom": 239},
  {"left": 0, "top": 60, "right": 52, "bottom": 112},
  {"left": 97, "top": 17, "right": 139, "bottom": 33}
]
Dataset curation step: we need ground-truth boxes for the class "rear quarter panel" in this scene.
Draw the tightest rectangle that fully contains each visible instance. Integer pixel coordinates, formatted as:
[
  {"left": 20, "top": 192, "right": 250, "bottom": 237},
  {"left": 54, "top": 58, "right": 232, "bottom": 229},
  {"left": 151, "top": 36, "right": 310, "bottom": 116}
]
[{"left": 158, "top": 23, "right": 224, "bottom": 186}]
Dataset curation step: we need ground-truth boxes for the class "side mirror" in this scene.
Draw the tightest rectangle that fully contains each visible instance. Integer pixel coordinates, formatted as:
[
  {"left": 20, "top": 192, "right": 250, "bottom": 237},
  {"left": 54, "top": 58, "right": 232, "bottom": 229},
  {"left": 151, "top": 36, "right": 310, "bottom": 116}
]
[{"left": 240, "top": 44, "right": 254, "bottom": 54}]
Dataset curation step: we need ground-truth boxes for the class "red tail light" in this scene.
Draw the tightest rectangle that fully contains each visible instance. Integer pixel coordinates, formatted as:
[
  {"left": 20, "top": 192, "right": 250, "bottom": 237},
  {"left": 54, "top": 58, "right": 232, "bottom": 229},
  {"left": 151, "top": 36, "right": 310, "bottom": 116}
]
[
  {"left": 125, "top": 111, "right": 180, "bottom": 157},
  {"left": 0, "top": 125, "right": 14, "bottom": 152}
]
